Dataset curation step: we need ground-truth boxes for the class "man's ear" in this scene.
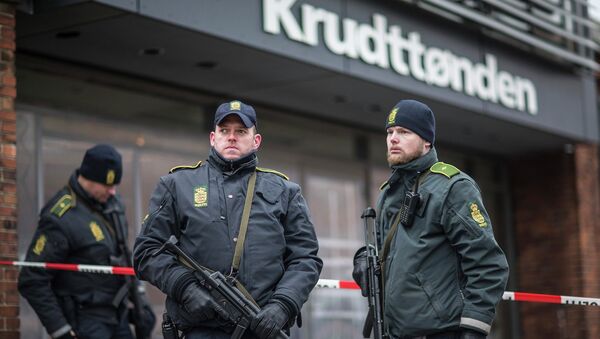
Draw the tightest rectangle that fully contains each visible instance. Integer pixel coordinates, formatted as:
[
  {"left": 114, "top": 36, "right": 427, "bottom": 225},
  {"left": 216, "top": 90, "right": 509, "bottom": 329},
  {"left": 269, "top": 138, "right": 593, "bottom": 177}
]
[
  {"left": 424, "top": 141, "right": 432, "bottom": 152},
  {"left": 253, "top": 133, "right": 262, "bottom": 150},
  {"left": 209, "top": 131, "right": 215, "bottom": 146}
]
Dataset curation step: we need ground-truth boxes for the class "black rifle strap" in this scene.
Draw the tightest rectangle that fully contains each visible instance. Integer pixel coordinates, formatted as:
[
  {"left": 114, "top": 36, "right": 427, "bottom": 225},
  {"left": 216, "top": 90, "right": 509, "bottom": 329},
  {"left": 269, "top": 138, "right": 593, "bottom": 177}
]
[
  {"left": 105, "top": 203, "right": 134, "bottom": 307},
  {"left": 112, "top": 283, "right": 130, "bottom": 308}
]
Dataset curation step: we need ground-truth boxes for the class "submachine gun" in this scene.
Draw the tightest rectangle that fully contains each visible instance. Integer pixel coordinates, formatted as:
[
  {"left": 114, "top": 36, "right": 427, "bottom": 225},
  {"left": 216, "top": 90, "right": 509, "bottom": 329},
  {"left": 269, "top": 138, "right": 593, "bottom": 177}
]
[
  {"left": 361, "top": 207, "right": 389, "bottom": 339},
  {"left": 153, "top": 235, "right": 289, "bottom": 339},
  {"left": 106, "top": 204, "right": 156, "bottom": 339}
]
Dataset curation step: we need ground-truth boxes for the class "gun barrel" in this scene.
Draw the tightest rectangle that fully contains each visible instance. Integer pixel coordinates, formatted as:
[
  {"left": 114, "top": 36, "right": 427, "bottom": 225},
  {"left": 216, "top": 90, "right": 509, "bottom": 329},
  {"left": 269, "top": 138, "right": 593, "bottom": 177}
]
[{"left": 361, "top": 208, "right": 387, "bottom": 339}]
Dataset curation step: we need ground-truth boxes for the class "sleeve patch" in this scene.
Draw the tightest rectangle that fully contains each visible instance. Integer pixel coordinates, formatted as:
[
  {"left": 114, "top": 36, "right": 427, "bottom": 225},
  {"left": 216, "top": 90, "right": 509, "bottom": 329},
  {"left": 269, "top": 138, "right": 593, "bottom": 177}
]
[
  {"left": 469, "top": 202, "right": 488, "bottom": 227},
  {"left": 169, "top": 160, "right": 203, "bottom": 173},
  {"left": 256, "top": 167, "right": 289, "bottom": 180},
  {"left": 430, "top": 162, "right": 460, "bottom": 179},
  {"left": 32, "top": 234, "right": 47, "bottom": 255},
  {"left": 50, "top": 195, "right": 73, "bottom": 218}
]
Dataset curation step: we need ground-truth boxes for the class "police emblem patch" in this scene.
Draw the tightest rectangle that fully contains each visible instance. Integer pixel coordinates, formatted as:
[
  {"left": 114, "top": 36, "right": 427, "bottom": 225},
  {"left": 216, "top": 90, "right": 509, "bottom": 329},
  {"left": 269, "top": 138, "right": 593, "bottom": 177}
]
[
  {"left": 33, "top": 234, "right": 46, "bottom": 255},
  {"left": 469, "top": 202, "right": 487, "bottom": 227},
  {"left": 388, "top": 107, "right": 398, "bottom": 125},
  {"left": 230, "top": 101, "right": 241, "bottom": 110},
  {"left": 194, "top": 186, "right": 208, "bottom": 208},
  {"left": 106, "top": 169, "right": 115, "bottom": 185},
  {"left": 89, "top": 221, "right": 105, "bottom": 241}
]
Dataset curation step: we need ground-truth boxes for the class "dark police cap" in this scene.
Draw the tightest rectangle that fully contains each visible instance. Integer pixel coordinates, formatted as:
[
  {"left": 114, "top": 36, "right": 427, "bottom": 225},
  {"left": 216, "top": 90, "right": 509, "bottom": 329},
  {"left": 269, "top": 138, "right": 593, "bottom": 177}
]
[
  {"left": 214, "top": 100, "right": 257, "bottom": 128},
  {"left": 385, "top": 99, "right": 436, "bottom": 144},
  {"left": 79, "top": 144, "right": 122, "bottom": 185}
]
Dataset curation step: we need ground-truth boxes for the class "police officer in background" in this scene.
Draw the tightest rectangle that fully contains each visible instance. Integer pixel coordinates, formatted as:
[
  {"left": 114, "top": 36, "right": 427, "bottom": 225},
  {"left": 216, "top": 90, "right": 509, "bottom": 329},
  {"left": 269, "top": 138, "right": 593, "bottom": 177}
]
[
  {"left": 353, "top": 100, "right": 509, "bottom": 339},
  {"left": 19, "top": 144, "right": 139, "bottom": 339},
  {"left": 133, "top": 100, "right": 323, "bottom": 339}
]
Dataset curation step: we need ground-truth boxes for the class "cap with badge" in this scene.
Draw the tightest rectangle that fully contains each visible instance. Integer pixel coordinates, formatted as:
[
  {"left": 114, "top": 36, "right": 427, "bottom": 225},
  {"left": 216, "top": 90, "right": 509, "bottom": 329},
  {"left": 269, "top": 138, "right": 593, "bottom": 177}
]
[
  {"left": 214, "top": 100, "right": 257, "bottom": 128},
  {"left": 79, "top": 144, "right": 123, "bottom": 185},
  {"left": 386, "top": 99, "right": 436, "bottom": 145}
]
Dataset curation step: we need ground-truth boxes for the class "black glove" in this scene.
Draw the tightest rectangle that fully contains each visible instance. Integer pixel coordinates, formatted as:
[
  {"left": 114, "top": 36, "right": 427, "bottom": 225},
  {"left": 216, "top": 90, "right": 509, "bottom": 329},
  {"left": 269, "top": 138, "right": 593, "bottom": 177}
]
[
  {"left": 56, "top": 329, "right": 78, "bottom": 339},
  {"left": 180, "top": 282, "right": 226, "bottom": 321},
  {"left": 250, "top": 301, "right": 290, "bottom": 339},
  {"left": 459, "top": 328, "right": 487, "bottom": 339},
  {"left": 352, "top": 247, "right": 368, "bottom": 297}
]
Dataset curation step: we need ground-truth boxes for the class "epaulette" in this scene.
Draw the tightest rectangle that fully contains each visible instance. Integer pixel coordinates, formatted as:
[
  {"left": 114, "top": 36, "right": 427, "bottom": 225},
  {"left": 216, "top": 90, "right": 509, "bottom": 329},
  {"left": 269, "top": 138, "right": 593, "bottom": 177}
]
[
  {"left": 50, "top": 194, "right": 73, "bottom": 218},
  {"left": 430, "top": 162, "right": 460, "bottom": 179},
  {"left": 256, "top": 167, "right": 289, "bottom": 180},
  {"left": 169, "top": 160, "right": 203, "bottom": 174},
  {"left": 379, "top": 181, "right": 389, "bottom": 190}
]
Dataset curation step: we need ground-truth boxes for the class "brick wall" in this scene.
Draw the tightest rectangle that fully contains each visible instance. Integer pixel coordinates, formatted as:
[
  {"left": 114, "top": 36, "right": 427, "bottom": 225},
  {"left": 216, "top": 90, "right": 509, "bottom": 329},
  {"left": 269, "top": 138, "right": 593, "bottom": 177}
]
[
  {"left": 510, "top": 145, "right": 600, "bottom": 338},
  {"left": 0, "top": 1, "right": 17, "bottom": 338}
]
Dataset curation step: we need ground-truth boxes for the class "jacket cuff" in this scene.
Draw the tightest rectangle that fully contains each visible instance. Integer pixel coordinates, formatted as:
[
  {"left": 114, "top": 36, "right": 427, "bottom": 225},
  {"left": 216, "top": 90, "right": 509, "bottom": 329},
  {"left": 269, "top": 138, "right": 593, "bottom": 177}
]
[
  {"left": 460, "top": 317, "right": 491, "bottom": 335},
  {"left": 353, "top": 246, "right": 367, "bottom": 260},
  {"left": 171, "top": 271, "right": 196, "bottom": 302},
  {"left": 271, "top": 294, "right": 299, "bottom": 319},
  {"left": 50, "top": 324, "right": 72, "bottom": 338}
]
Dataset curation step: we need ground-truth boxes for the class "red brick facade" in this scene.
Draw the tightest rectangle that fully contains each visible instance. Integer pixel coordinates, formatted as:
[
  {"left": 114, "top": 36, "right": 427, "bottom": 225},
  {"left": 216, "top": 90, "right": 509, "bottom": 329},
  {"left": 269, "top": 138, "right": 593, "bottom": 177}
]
[
  {"left": 0, "top": 1, "right": 17, "bottom": 338},
  {"left": 510, "top": 144, "right": 600, "bottom": 338}
]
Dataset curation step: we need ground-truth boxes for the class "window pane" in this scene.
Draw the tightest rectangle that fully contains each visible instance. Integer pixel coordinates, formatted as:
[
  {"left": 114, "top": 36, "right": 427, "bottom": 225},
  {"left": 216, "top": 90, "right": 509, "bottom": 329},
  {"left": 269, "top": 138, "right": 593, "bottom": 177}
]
[{"left": 302, "top": 164, "right": 367, "bottom": 339}]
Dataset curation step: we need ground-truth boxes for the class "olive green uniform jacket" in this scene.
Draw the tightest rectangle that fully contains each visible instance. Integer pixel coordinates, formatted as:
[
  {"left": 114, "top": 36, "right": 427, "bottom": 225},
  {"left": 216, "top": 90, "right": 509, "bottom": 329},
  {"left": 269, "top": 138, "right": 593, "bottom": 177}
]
[{"left": 377, "top": 148, "right": 509, "bottom": 338}]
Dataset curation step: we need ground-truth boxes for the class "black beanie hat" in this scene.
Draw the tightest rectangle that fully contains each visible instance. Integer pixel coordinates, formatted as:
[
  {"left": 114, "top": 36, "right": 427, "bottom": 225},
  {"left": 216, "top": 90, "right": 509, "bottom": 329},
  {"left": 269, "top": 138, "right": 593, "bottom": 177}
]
[
  {"left": 385, "top": 100, "right": 436, "bottom": 144},
  {"left": 79, "top": 144, "right": 122, "bottom": 185}
]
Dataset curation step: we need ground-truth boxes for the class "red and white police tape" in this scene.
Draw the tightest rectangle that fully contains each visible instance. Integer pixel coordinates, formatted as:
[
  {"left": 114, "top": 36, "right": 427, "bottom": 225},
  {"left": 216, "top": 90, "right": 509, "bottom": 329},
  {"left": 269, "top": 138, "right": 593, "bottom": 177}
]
[{"left": 2, "top": 260, "right": 599, "bottom": 306}]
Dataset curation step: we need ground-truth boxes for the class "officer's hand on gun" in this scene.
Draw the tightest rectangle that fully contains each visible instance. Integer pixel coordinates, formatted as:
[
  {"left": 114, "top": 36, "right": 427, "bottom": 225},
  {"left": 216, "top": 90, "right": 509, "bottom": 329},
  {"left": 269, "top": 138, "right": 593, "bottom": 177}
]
[
  {"left": 181, "top": 282, "right": 228, "bottom": 321},
  {"left": 352, "top": 247, "right": 369, "bottom": 297},
  {"left": 250, "top": 299, "right": 291, "bottom": 339}
]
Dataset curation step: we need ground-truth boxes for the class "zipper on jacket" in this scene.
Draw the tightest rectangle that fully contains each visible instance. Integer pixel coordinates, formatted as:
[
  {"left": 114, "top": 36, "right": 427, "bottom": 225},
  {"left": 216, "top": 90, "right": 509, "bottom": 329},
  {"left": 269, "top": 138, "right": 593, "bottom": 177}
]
[{"left": 145, "top": 200, "right": 166, "bottom": 227}]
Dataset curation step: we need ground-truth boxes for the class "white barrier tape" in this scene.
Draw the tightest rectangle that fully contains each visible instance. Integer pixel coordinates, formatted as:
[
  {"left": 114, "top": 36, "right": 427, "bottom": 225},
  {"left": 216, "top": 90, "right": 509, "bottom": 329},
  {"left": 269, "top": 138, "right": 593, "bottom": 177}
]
[{"left": 3, "top": 260, "right": 599, "bottom": 306}]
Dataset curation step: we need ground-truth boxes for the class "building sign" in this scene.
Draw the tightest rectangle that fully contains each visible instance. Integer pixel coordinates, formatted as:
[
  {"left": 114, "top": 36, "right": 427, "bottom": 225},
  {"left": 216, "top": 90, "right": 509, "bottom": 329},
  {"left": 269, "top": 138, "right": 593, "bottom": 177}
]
[{"left": 263, "top": 0, "right": 539, "bottom": 115}]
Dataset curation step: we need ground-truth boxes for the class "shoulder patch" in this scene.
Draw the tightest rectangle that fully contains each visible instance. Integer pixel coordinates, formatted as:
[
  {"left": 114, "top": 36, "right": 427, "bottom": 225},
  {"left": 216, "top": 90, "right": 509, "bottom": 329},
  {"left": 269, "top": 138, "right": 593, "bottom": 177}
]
[
  {"left": 430, "top": 162, "right": 460, "bottom": 179},
  {"left": 169, "top": 160, "right": 203, "bottom": 174},
  {"left": 256, "top": 167, "right": 289, "bottom": 180},
  {"left": 50, "top": 194, "right": 73, "bottom": 218},
  {"left": 379, "top": 181, "right": 389, "bottom": 190}
]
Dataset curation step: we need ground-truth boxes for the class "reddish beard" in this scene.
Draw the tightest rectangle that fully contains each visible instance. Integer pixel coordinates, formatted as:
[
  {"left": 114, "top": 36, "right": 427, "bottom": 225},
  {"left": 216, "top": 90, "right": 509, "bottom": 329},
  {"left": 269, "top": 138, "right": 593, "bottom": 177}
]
[{"left": 387, "top": 149, "right": 423, "bottom": 166}]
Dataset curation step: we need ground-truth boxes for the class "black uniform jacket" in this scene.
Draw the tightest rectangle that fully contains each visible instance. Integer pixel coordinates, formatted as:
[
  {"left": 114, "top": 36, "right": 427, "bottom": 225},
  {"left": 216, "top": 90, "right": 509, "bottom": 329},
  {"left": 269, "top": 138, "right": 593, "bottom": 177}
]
[
  {"left": 18, "top": 172, "right": 127, "bottom": 336},
  {"left": 133, "top": 150, "right": 322, "bottom": 331}
]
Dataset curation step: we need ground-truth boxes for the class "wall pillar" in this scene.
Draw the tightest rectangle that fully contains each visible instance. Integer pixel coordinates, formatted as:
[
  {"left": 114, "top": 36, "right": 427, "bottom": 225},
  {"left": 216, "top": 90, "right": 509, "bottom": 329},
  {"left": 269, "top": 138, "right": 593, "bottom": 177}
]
[
  {"left": 510, "top": 144, "right": 600, "bottom": 338},
  {"left": 0, "top": 1, "right": 18, "bottom": 338}
]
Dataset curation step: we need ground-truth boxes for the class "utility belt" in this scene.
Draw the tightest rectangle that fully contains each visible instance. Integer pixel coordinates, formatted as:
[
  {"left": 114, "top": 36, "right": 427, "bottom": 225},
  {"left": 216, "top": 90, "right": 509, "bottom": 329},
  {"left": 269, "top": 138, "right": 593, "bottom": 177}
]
[{"left": 59, "top": 295, "right": 123, "bottom": 328}]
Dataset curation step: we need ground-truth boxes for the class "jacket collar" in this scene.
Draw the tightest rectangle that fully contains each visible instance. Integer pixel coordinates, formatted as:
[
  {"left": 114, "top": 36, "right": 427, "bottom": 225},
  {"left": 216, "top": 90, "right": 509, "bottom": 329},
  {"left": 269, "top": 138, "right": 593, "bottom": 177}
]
[
  {"left": 388, "top": 147, "right": 438, "bottom": 187},
  {"left": 207, "top": 147, "right": 257, "bottom": 176}
]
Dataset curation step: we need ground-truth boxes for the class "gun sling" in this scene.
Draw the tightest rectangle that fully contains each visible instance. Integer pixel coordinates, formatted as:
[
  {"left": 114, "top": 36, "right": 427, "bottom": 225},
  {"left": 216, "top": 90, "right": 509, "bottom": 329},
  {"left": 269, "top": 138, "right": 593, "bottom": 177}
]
[{"left": 179, "top": 171, "right": 258, "bottom": 306}]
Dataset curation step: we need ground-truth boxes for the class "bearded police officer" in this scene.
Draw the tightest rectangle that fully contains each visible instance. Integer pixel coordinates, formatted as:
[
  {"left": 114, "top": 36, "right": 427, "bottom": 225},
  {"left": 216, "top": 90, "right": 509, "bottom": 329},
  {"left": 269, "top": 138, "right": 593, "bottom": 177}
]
[
  {"left": 353, "top": 100, "right": 509, "bottom": 339},
  {"left": 19, "top": 144, "right": 143, "bottom": 339},
  {"left": 133, "top": 100, "right": 323, "bottom": 339}
]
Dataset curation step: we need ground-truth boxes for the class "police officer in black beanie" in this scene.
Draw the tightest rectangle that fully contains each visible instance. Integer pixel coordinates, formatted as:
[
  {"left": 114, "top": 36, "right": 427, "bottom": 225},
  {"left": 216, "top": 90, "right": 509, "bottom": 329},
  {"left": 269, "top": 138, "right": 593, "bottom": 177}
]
[
  {"left": 19, "top": 144, "right": 154, "bottom": 339},
  {"left": 352, "top": 100, "right": 509, "bottom": 339}
]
